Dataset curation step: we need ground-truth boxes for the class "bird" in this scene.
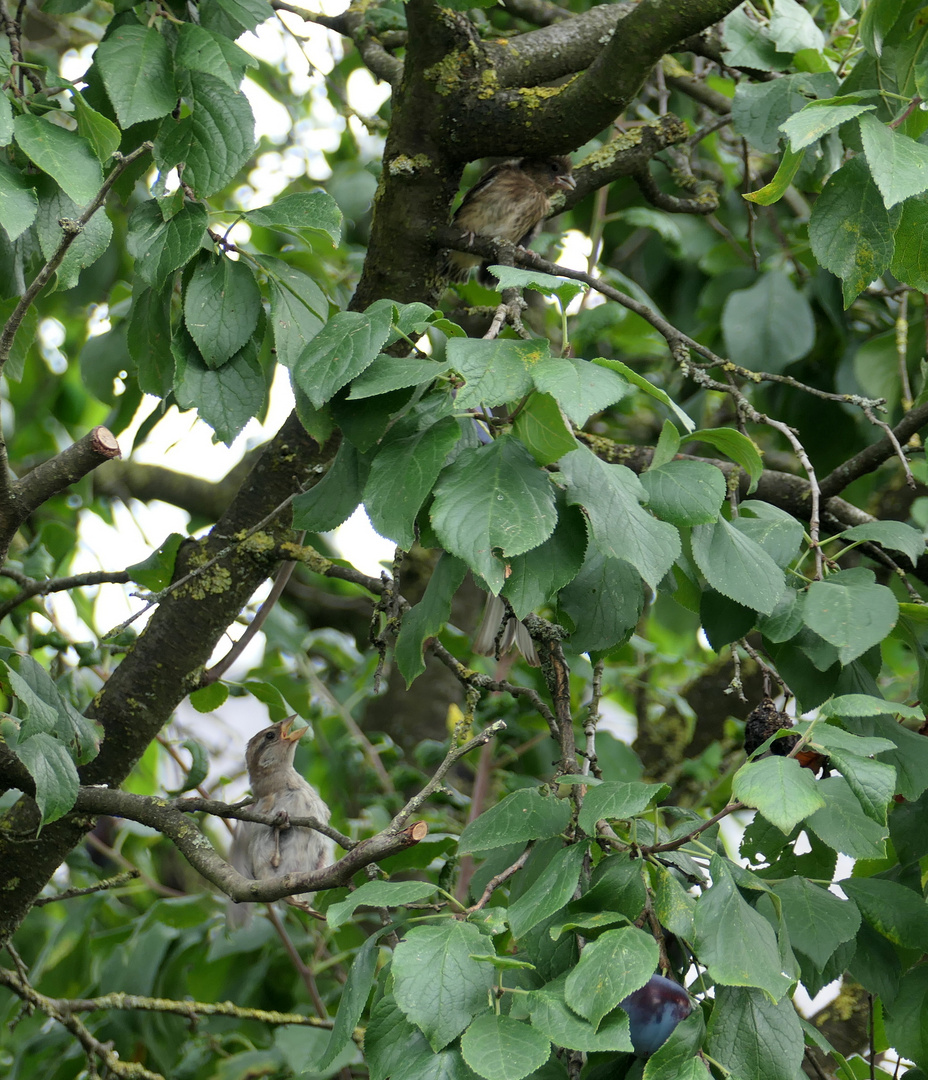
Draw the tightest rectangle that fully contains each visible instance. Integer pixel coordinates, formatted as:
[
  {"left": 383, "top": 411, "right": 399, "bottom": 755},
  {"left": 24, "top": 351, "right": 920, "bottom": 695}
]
[
  {"left": 620, "top": 973, "right": 693, "bottom": 1057},
  {"left": 473, "top": 594, "right": 539, "bottom": 666},
  {"left": 227, "top": 716, "right": 332, "bottom": 928},
  {"left": 444, "top": 155, "right": 576, "bottom": 285},
  {"left": 744, "top": 697, "right": 828, "bottom": 774}
]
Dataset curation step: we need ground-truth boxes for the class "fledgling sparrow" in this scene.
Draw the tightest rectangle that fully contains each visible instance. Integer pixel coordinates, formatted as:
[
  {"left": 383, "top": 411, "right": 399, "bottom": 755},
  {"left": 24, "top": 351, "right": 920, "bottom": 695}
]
[
  {"left": 227, "top": 717, "right": 332, "bottom": 928},
  {"left": 444, "top": 155, "right": 576, "bottom": 285}
]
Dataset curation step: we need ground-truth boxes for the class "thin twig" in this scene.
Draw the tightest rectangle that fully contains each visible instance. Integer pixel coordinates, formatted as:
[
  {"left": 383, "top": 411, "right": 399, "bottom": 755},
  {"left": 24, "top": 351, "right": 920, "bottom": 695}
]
[
  {"left": 33, "top": 869, "right": 140, "bottom": 906},
  {"left": 466, "top": 844, "right": 534, "bottom": 913}
]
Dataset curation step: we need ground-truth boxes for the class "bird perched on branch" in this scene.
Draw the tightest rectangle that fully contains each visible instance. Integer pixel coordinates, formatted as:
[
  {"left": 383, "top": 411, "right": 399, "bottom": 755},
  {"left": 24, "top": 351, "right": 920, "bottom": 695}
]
[
  {"left": 227, "top": 717, "right": 332, "bottom": 928},
  {"left": 444, "top": 156, "right": 576, "bottom": 285}
]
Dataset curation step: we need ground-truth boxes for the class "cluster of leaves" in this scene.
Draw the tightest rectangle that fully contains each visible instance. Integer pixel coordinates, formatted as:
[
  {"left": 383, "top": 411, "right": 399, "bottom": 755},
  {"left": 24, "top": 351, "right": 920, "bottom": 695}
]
[{"left": 5, "top": 0, "right": 928, "bottom": 1079}]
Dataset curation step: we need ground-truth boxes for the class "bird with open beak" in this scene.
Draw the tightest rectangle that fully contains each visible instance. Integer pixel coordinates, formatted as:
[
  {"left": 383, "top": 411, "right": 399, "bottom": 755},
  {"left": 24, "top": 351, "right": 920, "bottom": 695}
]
[
  {"left": 444, "top": 155, "right": 576, "bottom": 285},
  {"left": 227, "top": 716, "right": 332, "bottom": 928}
]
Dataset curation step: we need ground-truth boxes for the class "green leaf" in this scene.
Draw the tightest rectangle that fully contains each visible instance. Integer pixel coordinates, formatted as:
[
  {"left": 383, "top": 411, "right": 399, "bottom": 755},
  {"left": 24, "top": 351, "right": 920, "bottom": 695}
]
[
  {"left": 153, "top": 72, "right": 255, "bottom": 199},
  {"left": 808, "top": 156, "right": 897, "bottom": 307},
  {"left": 365, "top": 995, "right": 435, "bottom": 1080},
  {"left": 707, "top": 985, "right": 804, "bottom": 1080},
  {"left": 34, "top": 178, "right": 113, "bottom": 291},
  {"left": 14, "top": 731, "right": 80, "bottom": 824},
  {"left": 806, "top": 776, "right": 888, "bottom": 859},
  {"left": 769, "top": 877, "right": 861, "bottom": 968},
  {"left": 639, "top": 460, "right": 725, "bottom": 526},
  {"left": 93, "top": 25, "right": 176, "bottom": 127},
  {"left": 513, "top": 392, "right": 578, "bottom": 465},
  {"left": 780, "top": 100, "right": 877, "bottom": 151},
  {"left": 487, "top": 265, "right": 585, "bottom": 307},
  {"left": 460, "top": 1014, "right": 549, "bottom": 1080},
  {"left": 173, "top": 336, "right": 266, "bottom": 445},
  {"left": 653, "top": 865, "right": 696, "bottom": 939},
  {"left": 184, "top": 254, "right": 261, "bottom": 369},
  {"left": 722, "top": 272, "right": 814, "bottom": 374},
  {"left": 128, "top": 200, "right": 209, "bottom": 290},
  {"left": 292, "top": 439, "right": 369, "bottom": 532},
  {"left": 693, "top": 862, "right": 792, "bottom": 1001},
  {"left": 845, "top": 714, "right": 928, "bottom": 801},
  {"left": 448, "top": 337, "right": 545, "bottom": 411},
  {"left": 822, "top": 694, "right": 922, "bottom": 722},
  {"left": 349, "top": 356, "right": 450, "bottom": 399},
  {"left": 212, "top": 0, "right": 274, "bottom": 32},
  {"left": 502, "top": 501, "right": 587, "bottom": 619},
  {"left": 72, "top": 90, "right": 122, "bottom": 163},
  {"left": 859, "top": 0, "right": 901, "bottom": 57},
  {"left": 244, "top": 191, "right": 342, "bottom": 245},
  {"left": 0, "top": 159, "right": 38, "bottom": 241},
  {"left": 722, "top": 6, "right": 787, "bottom": 71},
  {"left": 327, "top": 881, "right": 437, "bottom": 929},
  {"left": 188, "top": 683, "right": 228, "bottom": 715},
  {"left": 859, "top": 112, "right": 928, "bottom": 208},
  {"left": 507, "top": 843, "right": 586, "bottom": 939},
  {"left": 691, "top": 517, "right": 785, "bottom": 615},
  {"left": 174, "top": 23, "right": 257, "bottom": 88},
  {"left": 732, "top": 756, "right": 825, "bottom": 834},
  {"left": 164, "top": 738, "right": 210, "bottom": 794},
  {"left": 458, "top": 787, "right": 570, "bottom": 854},
  {"left": 558, "top": 548, "right": 644, "bottom": 655},
  {"left": 530, "top": 356, "right": 629, "bottom": 427},
  {"left": 884, "top": 965, "right": 928, "bottom": 1067},
  {"left": 259, "top": 256, "right": 327, "bottom": 369},
  {"left": 732, "top": 73, "right": 838, "bottom": 153},
  {"left": 564, "top": 926, "right": 658, "bottom": 1029},
  {"left": 431, "top": 436, "right": 557, "bottom": 594},
  {"left": 803, "top": 569, "right": 898, "bottom": 664},
  {"left": 651, "top": 420, "right": 681, "bottom": 470},
  {"left": 686, "top": 428, "right": 764, "bottom": 493},
  {"left": 318, "top": 925, "right": 390, "bottom": 1068},
  {"left": 826, "top": 748, "right": 895, "bottom": 823},
  {"left": 839, "top": 520, "right": 925, "bottom": 565},
  {"left": 890, "top": 193, "right": 928, "bottom": 290},
  {"left": 593, "top": 358, "right": 695, "bottom": 431},
  {"left": 576, "top": 781, "right": 663, "bottom": 835},
  {"left": 559, "top": 445, "right": 681, "bottom": 590},
  {"left": 127, "top": 285, "right": 173, "bottom": 396},
  {"left": 527, "top": 983, "right": 633, "bottom": 1052},
  {"left": 736, "top": 501, "right": 805, "bottom": 567},
  {"left": 364, "top": 418, "right": 461, "bottom": 549},
  {"left": 393, "top": 921, "right": 494, "bottom": 1051},
  {"left": 743, "top": 144, "right": 805, "bottom": 205},
  {"left": 293, "top": 306, "right": 394, "bottom": 409},
  {"left": 126, "top": 533, "right": 184, "bottom": 591},
  {"left": 768, "top": 0, "right": 824, "bottom": 53},
  {"left": 840, "top": 877, "right": 928, "bottom": 951},
  {"left": 395, "top": 554, "right": 468, "bottom": 686}
]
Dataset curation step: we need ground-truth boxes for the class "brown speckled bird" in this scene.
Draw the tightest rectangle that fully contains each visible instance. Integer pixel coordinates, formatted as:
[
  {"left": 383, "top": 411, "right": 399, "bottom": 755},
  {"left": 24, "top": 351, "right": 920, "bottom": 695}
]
[
  {"left": 444, "top": 156, "right": 576, "bottom": 285},
  {"left": 227, "top": 717, "right": 332, "bottom": 928}
]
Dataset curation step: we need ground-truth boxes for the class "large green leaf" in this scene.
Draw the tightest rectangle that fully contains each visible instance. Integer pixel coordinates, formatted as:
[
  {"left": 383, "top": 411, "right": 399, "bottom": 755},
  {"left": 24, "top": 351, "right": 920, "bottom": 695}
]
[
  {"left": 769, "top": 877, "right": 860, "bottom": 968},
  {"left": 458, "top": 787, "right": 570, "bottom": 854},
  {"left": 692, "top": 862, "right": 792, "bottom": 1001},
  {"left": 564, "top": 926, "right": 657, "bottom": 1029},
  {"left": 393, "top": 922, "right": 494, "bottom": 1051},
  {"left": 707, "top": 986, "right": 804, "bottom": 1080},
  {"left": 690, "top": 517, "right": 785, "bottom": 615},
  {"left": 431, "top": 436, "right": 557, "bottom": 593},
  {"left": 721, "top": 271, "right": 814, "bottom": 374},
  {"left": 559, "top": 446, "right": 680, "bottom": 590},
  {"left": 184, "top": 253, "right": 261, "bottom": 368},
  {"left": 460, "top": 1014, "right": 550, "bottom": 1080},
  {"left": 395, "top": 553, "right": 468, "bottom": 686},
  {"left": 732, "top": 756, "right": 825, "bottom": 834},
  {"left": 507, "top": 843, "right": 586, "bottom": 939},
  {"left": 94, "top": 25, "right": 176, "bottom": 127},
  {"left": 803, "top": 569, "right": 898, "bottom": 664},
  {"left": 292, "top": 306, "right": 394, "bottom": 409}
]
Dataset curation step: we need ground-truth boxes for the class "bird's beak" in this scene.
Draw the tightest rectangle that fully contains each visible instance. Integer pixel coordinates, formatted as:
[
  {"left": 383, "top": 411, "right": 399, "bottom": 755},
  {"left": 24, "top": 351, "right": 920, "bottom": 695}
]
[
  {"left": 280, "top": 716, "right": 309, "bottom": 742},
  {"left": 556, "top": 174, "right": 577, "bottom": 191}
]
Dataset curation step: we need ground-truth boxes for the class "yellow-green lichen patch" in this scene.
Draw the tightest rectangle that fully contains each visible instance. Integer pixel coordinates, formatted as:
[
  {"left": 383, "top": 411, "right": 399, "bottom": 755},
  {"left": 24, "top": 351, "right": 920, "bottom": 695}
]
[{"left": 388, "top": 154, "right": 433, "bottom": 175}]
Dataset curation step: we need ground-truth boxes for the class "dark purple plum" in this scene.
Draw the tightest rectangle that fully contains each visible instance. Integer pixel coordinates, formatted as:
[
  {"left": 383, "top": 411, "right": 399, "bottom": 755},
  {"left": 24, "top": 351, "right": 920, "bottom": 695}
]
[{"left": 620, "top": 974, "right": 692, "bottom": 1057}]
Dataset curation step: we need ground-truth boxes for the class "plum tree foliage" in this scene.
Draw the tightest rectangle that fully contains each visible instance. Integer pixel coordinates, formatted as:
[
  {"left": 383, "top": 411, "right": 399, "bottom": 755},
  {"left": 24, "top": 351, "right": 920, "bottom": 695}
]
[{"left": 2, "top": 0, "right": 928, "bottom": 1078}]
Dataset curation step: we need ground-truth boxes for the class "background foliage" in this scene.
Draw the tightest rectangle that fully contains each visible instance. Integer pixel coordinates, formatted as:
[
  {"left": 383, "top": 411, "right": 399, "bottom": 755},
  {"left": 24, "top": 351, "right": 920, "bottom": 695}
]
[{"left": 2, "top": 0, "right": 928, "bottom": 1078}]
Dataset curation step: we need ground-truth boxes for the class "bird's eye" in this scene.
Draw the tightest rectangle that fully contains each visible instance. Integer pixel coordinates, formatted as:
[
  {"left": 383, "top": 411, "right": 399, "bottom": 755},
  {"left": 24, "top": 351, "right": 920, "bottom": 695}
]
[{"left": 264, "top": 730, "right": 276, "bottom": 741}]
